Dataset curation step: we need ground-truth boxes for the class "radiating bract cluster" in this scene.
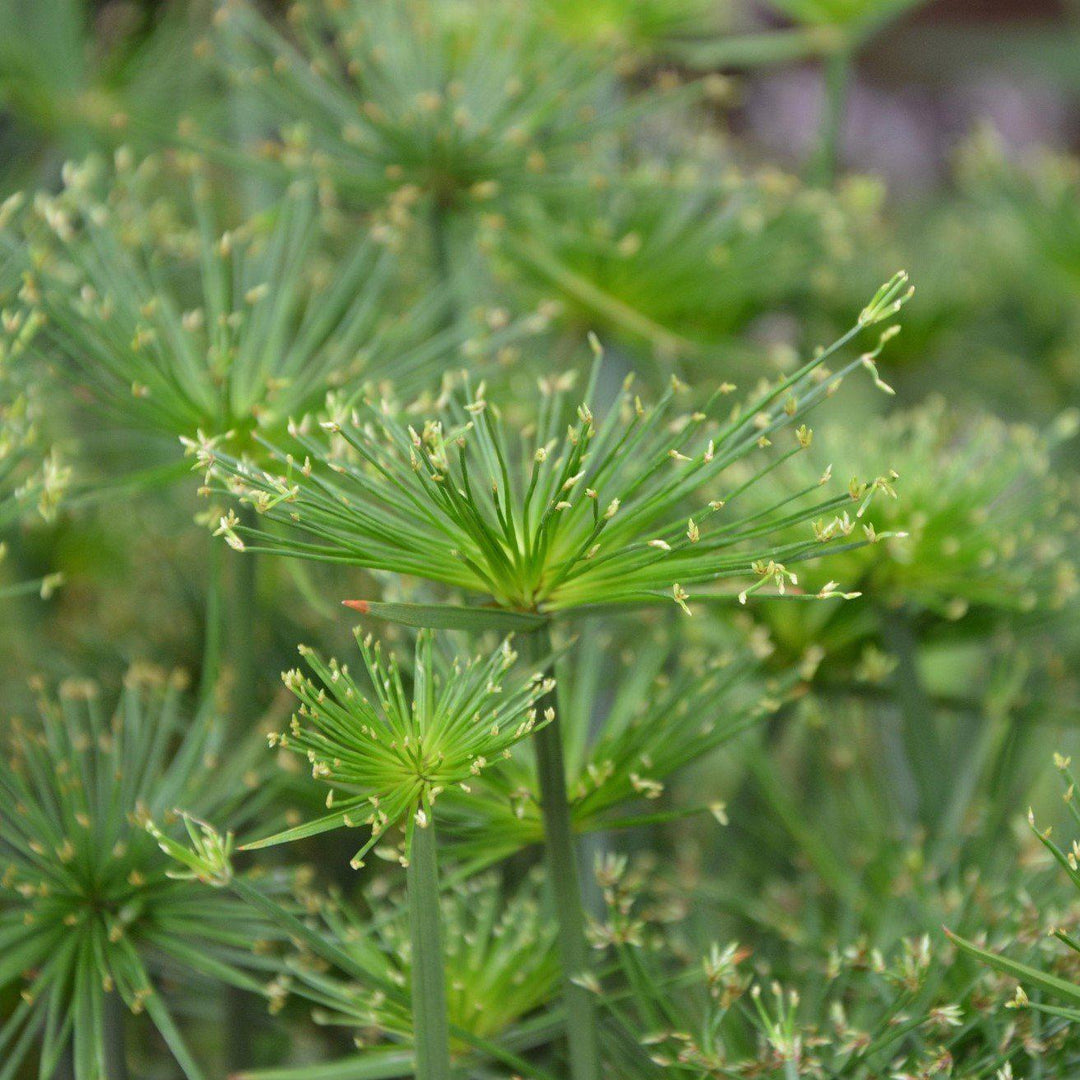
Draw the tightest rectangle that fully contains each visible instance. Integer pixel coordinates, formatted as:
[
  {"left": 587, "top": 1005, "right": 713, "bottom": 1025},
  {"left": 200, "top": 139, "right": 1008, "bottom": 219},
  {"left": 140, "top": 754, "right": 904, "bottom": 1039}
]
[
  {"left": 210, "top": 0, "right": 676, "bottom": 215},
  {"left": 0, "top": 667, "right": 283, "bottom": 1079},
  {"left": 193, "top": 274, "right": 911, "bottom": 616},
  {"left": 278, "top": 871, "right": 560, "bottom": 1051},
  {"left": 249, "top": 631, "right": 553, "bottom": 869},
  {"left": 19, "top": 153, "right": 491, "bottom": 454}
]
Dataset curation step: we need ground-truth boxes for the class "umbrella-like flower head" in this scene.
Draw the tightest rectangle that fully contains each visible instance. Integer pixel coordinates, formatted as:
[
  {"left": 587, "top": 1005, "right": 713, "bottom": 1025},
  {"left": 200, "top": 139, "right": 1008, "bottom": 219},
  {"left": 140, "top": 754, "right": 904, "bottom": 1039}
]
[
  {"left": 197, "top": 273, "right": 912, "bottom": 616},
  {"left": 247, "top": 631, "right": 554, "bottom": 868}
]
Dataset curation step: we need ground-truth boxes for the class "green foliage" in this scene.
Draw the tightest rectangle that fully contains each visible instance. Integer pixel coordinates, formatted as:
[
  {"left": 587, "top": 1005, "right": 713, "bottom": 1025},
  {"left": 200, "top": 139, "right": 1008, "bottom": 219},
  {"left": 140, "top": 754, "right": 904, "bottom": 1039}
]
[
  {"left": 1, "top": 3, "right": 1079, "bottom": 1078},
  {"left": 248, "top": 631, "right": 553, "bottom": 868},
  {"left": 0, "top": 667, "right": 286, "bottom": 1079},
  {"left": 20, "top": 154, "right": 473, "bottom": 454},
  {"left": 194, "top": 275, "right": 909, "bottom": 616},
  {"left": 209, "top": 0, "right": 680, "bottom": 216}
]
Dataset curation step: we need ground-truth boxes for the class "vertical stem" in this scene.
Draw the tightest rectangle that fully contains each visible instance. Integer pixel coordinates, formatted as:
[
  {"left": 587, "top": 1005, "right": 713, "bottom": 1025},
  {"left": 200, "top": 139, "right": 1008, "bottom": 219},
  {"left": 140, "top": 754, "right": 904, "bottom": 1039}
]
[
  {"left": 430, "top": 199, "right": 460, "bottom": 331},
  {"left": 198, "top": 533, "right": 224, "bottom": 706},
  {"left": 811, "top": 48, "right": 852, "bottom": 186},
  {"left": 881, "top": 607, "right": 943, "bottom": 834},
  {"left": 231, "top": 504, "right": 259, "bottom": 726},
  {"left": 407, "top": 814, "right": 452, "bottom": 1080},
  {"left": 103, "top": 991, "right": 128, "bottom": 1080},
  {"left": 524, "top": 625, "right": 601, "bottom": 1080},
  {"left": 225, "top": 504, "right": 264, "bottom": 1071}
]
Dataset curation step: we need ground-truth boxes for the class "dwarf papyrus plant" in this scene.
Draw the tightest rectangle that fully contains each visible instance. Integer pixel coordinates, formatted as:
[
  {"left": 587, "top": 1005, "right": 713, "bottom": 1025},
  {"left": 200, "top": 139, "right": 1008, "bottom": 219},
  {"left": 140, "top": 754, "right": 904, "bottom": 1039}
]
[
  {"left": 197, "top": 272, "right": 912, "bottom": 614},
  {"left": 950, "top": 754, "right": 1080, "bottom": 1026},
  {"left": 224, "top": 871, "right": 560, "bottom": 1080},
  {"left": 441, "top": 622, "right": 816, "bottom": 871},
  {"left": 240, "top": 630, "right": 552, "bottom": 1080},
  {"left": 21, "top": 152, "right": 474, "bottom": 455},
  {"left": 209, "top": 0, "right": 691, "bottom": 218},
  {"left": 0, "top": 666, "right": 286, "bottom": 1080},
  {"left": 191, "top": 269, "right": 910, "bottom": 1080},
  {"left": 0, "top": 203, "right": 67, "bottom": 599}
]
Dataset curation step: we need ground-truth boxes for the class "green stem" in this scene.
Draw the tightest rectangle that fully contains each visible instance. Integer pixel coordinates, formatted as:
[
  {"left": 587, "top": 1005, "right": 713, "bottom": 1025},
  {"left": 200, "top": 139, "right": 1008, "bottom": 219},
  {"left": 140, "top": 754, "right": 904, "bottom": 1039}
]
[
  {"left": 881, "top": 607, "right": 944, "bottom": 834},
  {"left": 231, "top": 504, "right": 259, "bottom": 725},
  {"left": 225, "top": 504, "right": 264, "bottom": 1071},
  {"left": 811, "top": 48, "right": 852, "bottom": 186},
  {"left": 103, "top": 991, "right": 128, "bottom": 1080},
  {"left": 407, "top": 814, "right": 452, "bottom": 1080},
  {"left": 430, "top": 199, "right": 459, "bottom": 331},
  {"left": 524, "top": 624, "right": 601, "bottom": 1080},
  {"left": 198, "top": 534, "right": 224, "bottom": 706}
]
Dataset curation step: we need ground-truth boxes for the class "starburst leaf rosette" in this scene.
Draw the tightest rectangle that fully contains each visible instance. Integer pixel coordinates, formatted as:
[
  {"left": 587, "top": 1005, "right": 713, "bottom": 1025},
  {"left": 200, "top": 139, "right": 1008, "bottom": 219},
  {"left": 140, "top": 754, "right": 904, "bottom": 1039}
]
[
  {"left": 195, "top": 273, "right": 912, "bottom": 619},
  {"left": 244, "top": 631, "right": 554, "bottom": 869},
  {"left": 0, "top": 667, "right": 285, "bottom": 1080},
  {"left": 440, "top": 625, "right": 814, "bottom": 866},
  {"left": 209, "top": 0, "right": 692, "bottom": 217},
  {"left": 20, "top": 153, "right": 502, "bottom": 460},
  {"left": 266, "top": 871, "right": 560, "bottom": 1056}
]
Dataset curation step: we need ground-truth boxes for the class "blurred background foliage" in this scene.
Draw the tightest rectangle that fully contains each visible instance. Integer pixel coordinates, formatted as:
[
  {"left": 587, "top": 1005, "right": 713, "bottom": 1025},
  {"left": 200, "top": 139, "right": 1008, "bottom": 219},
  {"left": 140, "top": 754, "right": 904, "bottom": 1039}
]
[{"left": 2, "top": 0, "right": 1080, "bottom": 1076}]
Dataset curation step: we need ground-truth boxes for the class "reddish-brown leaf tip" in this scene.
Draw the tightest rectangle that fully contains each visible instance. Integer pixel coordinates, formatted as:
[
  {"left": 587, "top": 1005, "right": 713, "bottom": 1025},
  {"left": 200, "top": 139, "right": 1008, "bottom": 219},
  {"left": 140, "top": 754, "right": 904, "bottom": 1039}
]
[{"left": 342, "top": 599, "right": 369, "bottom": 613}]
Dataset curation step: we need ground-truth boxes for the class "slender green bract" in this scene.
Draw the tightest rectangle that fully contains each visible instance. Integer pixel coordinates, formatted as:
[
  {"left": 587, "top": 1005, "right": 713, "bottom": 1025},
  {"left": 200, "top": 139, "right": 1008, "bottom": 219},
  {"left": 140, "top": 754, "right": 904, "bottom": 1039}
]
[
  {"left": 407, "top": 812, "right": 453, "bottom": 1080},
  {"left": 524, "top": 624, "right": 600, "bottom": 1080}
]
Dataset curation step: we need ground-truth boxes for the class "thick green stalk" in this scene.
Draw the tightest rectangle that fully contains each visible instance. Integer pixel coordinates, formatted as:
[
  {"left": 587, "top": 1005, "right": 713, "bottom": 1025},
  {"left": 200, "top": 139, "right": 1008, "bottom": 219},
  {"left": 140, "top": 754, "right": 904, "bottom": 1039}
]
[
  {"left": 103, "top": 991, "right": 128, "bottom": 1080},
  {"left": 881, "top": 606, "right": 944, "bottom": 833},
  {"left": 198, "top": 534, "right": 224, "bottom": 705},
  {"left": 812, "top": 48, "right": 853, "bottom": 186},
  {"left": 225, "top": 504, "right": 264, "bottom": 1071},
  {"left": 407, "top": 814, "right": 452, "bottom": 1080},
  {"left": 524, "top": 625, "right": 601, "bottom": 1080}
]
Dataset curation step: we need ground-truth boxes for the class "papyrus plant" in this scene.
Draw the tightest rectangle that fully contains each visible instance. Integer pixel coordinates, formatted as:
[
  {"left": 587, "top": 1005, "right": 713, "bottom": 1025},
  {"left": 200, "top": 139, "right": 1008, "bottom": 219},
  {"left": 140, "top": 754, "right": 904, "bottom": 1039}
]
[
  {"left": 0, "top": 209, "right": 67, "bottom": 599},
  {"left": 195, "top": 272, "right": 911, "bottom": 617},
  {"left": 190, "top": 271, "right": 910, "bottom": 1080},
  {"left": 0, "top": 667, "right": 286, "bottom": 1079},
  {"left": 225, "top": 872, "right": 560, "bottom": 1080},
  {"left": 237, "top": 630, "right": 553, "bottom": 1080}
]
